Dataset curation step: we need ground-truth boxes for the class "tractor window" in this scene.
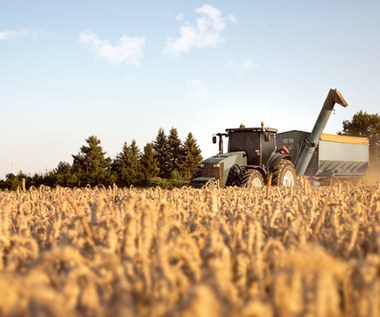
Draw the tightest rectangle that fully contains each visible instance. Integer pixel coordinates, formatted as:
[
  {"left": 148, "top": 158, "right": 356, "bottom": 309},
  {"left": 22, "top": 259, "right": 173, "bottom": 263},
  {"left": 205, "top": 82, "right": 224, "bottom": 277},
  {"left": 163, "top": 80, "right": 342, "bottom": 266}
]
[
  {"left": 228, "top": 132, "right": 260, "bottom": 165},
  {"left": 262, "top": 133, "right": 276, "bottom": 165}
]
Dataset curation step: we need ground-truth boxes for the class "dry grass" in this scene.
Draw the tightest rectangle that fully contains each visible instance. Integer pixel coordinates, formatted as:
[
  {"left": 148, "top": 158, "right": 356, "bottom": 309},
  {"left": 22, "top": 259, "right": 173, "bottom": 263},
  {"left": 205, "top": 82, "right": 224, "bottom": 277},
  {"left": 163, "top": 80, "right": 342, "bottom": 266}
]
[{"left": 0, "top": 181, "right": 380, "bottom": 317}]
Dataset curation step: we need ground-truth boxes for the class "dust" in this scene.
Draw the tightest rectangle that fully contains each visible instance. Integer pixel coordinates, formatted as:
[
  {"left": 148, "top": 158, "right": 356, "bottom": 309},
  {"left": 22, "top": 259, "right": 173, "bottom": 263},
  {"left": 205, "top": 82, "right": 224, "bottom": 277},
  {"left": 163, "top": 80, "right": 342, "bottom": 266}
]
[{"left": 363, "top": 166, "right": 380, "bottom": 186}]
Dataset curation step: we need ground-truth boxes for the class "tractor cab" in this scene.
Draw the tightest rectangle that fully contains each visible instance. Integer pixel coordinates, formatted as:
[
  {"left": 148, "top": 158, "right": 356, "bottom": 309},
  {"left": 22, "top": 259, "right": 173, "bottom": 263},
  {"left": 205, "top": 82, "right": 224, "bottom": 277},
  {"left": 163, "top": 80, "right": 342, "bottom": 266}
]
[
  {"left": 226, "top": 127, "right": 278, "bottom": 167},
  {"left": 213, "top": 124, "right": 278, "bottom": 167}
]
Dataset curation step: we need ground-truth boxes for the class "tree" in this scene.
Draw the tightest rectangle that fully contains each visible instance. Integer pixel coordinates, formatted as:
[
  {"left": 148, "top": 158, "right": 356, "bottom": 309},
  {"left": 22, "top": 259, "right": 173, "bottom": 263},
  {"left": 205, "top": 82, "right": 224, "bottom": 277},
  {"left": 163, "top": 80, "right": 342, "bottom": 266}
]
[
  {"left": 339, "top": 111, "right": 380, "bottom": 166},
  {"left": 153, "top": 128, "right": 170, "bottom": 178},
  {"left": 30, "top": 173, "right": 45, "bottom": 188},
  {"left": 167, "top": 127, "right": 182, "bottom": 178},
  {"left": 47, "top": 161, "right": 76, "bottom": 187},
  {"left": 2, "top": 171, "right": 29, "bottom": 190},
  {"left": 72, "top": 136, "right": 114, "bottom": 186},
  {"left": 140, "top": 142, "right": 158, "bottom": 184},
  {"left": 129, "top": 140, "right": 142, "bottom": 180},
  {"left": 112, "top": 140, "right": 142, "bottom": 187},
  {"left": 179, "top": 132, "right": 203, "bottom": 179}
]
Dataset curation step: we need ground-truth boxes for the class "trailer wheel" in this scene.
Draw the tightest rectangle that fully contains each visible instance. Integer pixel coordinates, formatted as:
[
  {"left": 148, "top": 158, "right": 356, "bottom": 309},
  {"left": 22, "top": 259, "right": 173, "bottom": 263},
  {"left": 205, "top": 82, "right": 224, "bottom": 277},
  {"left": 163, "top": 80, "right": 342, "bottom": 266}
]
[
  {"left": 242, "top": 169, "right": 264, "bottom": 188},
  {"left": 272, "top": 159, "right": 296, "bottom": 187}
]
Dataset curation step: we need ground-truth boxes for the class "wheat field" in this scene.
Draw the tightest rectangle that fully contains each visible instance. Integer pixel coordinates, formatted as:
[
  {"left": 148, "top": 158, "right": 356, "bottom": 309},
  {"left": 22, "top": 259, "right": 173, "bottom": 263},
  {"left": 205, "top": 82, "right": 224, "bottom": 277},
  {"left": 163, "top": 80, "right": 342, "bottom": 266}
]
[{"left": 0, "top": 181, "right": 380, "bottom": 317}]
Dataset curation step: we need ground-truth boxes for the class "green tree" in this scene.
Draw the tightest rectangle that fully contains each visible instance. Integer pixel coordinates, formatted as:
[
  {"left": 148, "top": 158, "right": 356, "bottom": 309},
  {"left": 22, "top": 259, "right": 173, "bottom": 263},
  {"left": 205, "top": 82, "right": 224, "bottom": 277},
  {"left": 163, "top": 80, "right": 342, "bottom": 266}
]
[
  {"left": 179, "top": 132, "right": 203, "bottom": 179},
  {"left": 339, "top": 111, "right": 380, "bottom": 166},
  {"left": 72, "top": 135, "right": 114, "bottom": 186},
  {"left": 3, "top": 171, "right": 29, "bottom": 190},
  {"left": 112, "top": 140, "right": 142, "bottom": 186},
  {"left": 48, "top": 161, "right": 76, "bottom": 187},
  {"left": 153, "top": 128, "right": 170, "bottom": 178},
  {"left": 129, "top": 140, "right": 141, "bottom": 178},
  {"left": 30, "top": 173, "right": 45, "bottom": 188},
  {"left": 167, "top": 127, "right": 182, "bottom": 178},
  {"left": 140, "top": 142, "right": 158, "bottom": 184}
]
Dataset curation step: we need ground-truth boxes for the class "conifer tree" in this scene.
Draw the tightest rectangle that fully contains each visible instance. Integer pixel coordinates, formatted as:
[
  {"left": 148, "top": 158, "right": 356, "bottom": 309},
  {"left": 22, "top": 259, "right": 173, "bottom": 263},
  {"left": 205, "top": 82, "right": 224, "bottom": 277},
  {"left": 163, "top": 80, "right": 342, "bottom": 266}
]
[
  {"left": 153, "top": 128, "right": 170, "bottom": 178},
  {"left": 129, "top": 140, "right": 142, "bottom": 183},
  {"left": 140, "top": 142, "right": 158, "bottom": 183},
  {"left": 72, "top": 135, "right": 113, "bottom": 186},
  {"left": 112, "top": 142, "right": 130, "bottom": 186},
  {"left": 167, "top": 127, "right": 182, "bottom": 178},
  {"left": 180, "top": 132, "right": 203, "bottom": 179},
  {"left": 112, "top": 140, "right": 142, "bottom": 186}
]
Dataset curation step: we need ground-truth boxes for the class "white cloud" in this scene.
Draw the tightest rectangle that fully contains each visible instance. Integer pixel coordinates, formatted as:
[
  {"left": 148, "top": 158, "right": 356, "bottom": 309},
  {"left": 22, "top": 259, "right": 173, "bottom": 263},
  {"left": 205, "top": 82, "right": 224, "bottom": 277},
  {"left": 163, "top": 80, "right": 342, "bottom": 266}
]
[
  {"left": 79, "top": 31, "right": 145, "bottom": 66},
  {"left": 227, "top": 14, "right": 237, "bottom": 24},
  {"left": 186, "top": 79, "right": 209, "bottom": 98},
  {"left": 226, "top": 59, "right": 257, "bottom": 75},
  {"left": 175, "top": 13, "right": 184, "bottom": 21},
  {"left": 164, "top": 4, "right": 235, "bottom": 56},
  {"left": 0, "top": 28, "right": 38, "bottom": 40}
]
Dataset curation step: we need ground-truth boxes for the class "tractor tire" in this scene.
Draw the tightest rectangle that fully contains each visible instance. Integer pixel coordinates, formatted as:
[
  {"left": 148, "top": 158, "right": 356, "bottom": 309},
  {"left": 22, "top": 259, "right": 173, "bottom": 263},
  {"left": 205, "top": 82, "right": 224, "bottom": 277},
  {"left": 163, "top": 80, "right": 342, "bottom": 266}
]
[
  {"left": 226, "top": 165, "right": 242, "bottom": 186},
  {"left": 241, "top": 169, "right": 264, "bottom": 188},
  {"left": 271, "top": 159, "right": 296, "bottom": 187}
]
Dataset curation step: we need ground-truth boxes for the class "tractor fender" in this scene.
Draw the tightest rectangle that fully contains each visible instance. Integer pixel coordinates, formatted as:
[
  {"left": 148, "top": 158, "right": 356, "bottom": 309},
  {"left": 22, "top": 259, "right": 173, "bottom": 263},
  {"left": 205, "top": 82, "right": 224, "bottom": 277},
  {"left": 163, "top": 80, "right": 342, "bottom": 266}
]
[{"left": 267, "top": 153, "right": 293, "bottom": 172}]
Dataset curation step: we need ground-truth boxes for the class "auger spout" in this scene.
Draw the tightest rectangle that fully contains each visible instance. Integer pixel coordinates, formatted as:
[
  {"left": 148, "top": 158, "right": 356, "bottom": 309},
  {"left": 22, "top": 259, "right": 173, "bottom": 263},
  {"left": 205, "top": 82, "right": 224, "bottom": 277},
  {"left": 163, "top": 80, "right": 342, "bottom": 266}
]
[{"left": 296, "top": 89, "right": 348, "bottom": 176}]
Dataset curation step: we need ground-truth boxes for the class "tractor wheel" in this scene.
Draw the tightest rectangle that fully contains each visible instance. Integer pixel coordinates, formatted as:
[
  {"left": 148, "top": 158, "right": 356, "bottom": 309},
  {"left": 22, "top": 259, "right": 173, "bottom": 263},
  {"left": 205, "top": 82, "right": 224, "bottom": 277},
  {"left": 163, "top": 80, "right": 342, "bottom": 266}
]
[
  {"left": 241, "top": 169, "right": 264, "bottom": 188},
  {"left": 272, "top": 159, "right": 296, "bottom": 187},
  {"left": 226, "top": 165, "right": 242, "bottom": 186}
]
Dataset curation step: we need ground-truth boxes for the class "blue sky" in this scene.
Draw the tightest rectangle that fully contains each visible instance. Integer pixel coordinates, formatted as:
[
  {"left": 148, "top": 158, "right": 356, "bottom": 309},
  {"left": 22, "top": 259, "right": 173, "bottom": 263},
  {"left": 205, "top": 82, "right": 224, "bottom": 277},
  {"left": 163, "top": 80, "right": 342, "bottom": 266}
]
[{"left": 1, "top": 1, "right": 379, "bottom": 178}]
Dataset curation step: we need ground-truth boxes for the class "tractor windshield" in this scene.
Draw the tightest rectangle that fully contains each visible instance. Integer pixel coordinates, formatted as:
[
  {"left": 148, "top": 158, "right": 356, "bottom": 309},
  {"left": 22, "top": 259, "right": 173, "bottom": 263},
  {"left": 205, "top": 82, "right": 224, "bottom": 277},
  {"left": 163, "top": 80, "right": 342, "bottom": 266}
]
[{"left": 228, "top": 131, "right": 260, "bottom": 165}]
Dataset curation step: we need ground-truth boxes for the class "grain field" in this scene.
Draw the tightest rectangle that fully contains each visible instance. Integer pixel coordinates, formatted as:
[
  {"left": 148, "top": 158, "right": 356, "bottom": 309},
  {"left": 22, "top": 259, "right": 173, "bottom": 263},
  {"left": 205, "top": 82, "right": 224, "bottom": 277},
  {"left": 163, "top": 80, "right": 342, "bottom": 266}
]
[{"left": 0, "top": 182, "right": 380, "bottom": 317}]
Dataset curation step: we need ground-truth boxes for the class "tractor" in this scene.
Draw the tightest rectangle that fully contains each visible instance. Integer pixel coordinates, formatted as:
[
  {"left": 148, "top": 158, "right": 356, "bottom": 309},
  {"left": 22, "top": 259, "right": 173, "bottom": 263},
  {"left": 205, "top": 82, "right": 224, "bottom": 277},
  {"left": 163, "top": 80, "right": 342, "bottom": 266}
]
[
  {"left": 190, "top": 89, "right": 359, "bottom": 188},
  {"left": 190, "top": 124, "right": 296, "bottom": 188}
]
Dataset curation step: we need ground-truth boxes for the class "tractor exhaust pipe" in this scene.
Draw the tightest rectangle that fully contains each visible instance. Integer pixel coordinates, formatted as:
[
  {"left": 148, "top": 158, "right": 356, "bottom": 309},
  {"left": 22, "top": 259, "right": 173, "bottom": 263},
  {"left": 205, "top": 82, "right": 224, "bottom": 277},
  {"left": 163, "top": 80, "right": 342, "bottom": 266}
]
[{"left": 296, "top": 89, "right": 348, "bottom": 176}]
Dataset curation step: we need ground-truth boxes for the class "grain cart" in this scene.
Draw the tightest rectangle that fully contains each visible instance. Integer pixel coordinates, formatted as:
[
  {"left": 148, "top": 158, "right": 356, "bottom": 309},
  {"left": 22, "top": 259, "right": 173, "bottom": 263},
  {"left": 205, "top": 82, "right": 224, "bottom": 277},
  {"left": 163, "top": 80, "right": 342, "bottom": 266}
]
[
  {"left": 276, "top": 132, "right": 369, "bottom": 182},
  {"left": 190, "top": 89, "right": 369, "bottom": 188}
]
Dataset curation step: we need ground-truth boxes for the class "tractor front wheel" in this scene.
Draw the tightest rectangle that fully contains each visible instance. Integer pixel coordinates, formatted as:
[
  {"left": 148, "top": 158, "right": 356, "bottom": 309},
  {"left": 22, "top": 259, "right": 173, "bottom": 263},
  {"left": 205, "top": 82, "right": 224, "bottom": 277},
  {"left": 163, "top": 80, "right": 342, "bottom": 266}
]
[{"left": 226, "top": 165, "right": 242, "bottom": 186}]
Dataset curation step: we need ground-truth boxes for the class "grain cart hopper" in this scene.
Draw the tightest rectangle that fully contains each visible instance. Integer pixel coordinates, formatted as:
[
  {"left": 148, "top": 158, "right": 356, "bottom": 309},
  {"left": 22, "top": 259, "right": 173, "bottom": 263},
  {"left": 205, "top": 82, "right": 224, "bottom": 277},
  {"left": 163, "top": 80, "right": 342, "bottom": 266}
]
[
  {"left": 190, "top": 89, "right": 365, "bottom": 188},
  {"left": 276, "top": 132, "right": 369, "bottom": 182}
]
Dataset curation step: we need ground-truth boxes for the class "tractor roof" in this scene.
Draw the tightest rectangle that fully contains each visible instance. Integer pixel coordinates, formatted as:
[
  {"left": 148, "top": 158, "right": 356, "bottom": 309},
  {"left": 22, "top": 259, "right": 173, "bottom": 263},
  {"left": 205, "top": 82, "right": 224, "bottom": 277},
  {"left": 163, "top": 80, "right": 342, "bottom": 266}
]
[{"left": 226, "top": 127, "right": 278, "bottom": 134}]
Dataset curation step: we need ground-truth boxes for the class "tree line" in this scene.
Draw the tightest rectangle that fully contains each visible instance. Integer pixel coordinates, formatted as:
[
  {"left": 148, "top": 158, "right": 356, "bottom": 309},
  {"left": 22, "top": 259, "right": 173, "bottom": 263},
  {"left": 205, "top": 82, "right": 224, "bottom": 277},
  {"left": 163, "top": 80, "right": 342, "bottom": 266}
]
[
  {"left": 0, "top": 127, "right": 203, "bottom": 190},
  {"left": 1, "top": 110, "right": 379, "bottom": 190}
]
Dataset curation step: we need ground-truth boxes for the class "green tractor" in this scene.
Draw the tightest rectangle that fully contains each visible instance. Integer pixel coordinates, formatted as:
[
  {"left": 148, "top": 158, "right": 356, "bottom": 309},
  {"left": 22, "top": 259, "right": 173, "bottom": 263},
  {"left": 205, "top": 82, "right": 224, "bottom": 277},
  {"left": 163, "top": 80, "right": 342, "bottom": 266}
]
[
  {"left": 190, "top": 89, "right": 350, "bottom": 188},
  {"left": 190, "top": 123, "right": 296, "bottom": 188}
]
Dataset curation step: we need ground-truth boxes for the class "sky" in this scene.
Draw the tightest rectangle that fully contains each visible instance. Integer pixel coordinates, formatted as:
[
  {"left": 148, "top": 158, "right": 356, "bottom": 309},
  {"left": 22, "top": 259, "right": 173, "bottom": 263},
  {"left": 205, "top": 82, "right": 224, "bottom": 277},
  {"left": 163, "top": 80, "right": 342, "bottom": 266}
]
[{"left": 1, "top": 1, "right": 379, "bottom": 179}]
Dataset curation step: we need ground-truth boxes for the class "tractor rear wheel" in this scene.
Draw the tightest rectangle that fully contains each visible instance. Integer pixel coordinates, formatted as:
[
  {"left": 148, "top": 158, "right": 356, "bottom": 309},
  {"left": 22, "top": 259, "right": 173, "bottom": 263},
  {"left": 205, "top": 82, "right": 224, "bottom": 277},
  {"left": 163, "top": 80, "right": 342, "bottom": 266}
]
[
  {"left": 272, "top": 159, "right": 296, "bottom": 187},
  {"left": 242, "top": 169, "right": 264, "bottom": 188}
]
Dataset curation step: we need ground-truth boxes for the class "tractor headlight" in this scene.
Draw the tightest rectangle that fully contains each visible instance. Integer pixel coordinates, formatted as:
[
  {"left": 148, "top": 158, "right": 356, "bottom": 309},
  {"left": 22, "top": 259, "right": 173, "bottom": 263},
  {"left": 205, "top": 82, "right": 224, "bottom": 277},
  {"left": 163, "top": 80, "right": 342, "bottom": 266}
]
[{"left": 213, "top": 163, "right": 220, "bottom": 168}]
